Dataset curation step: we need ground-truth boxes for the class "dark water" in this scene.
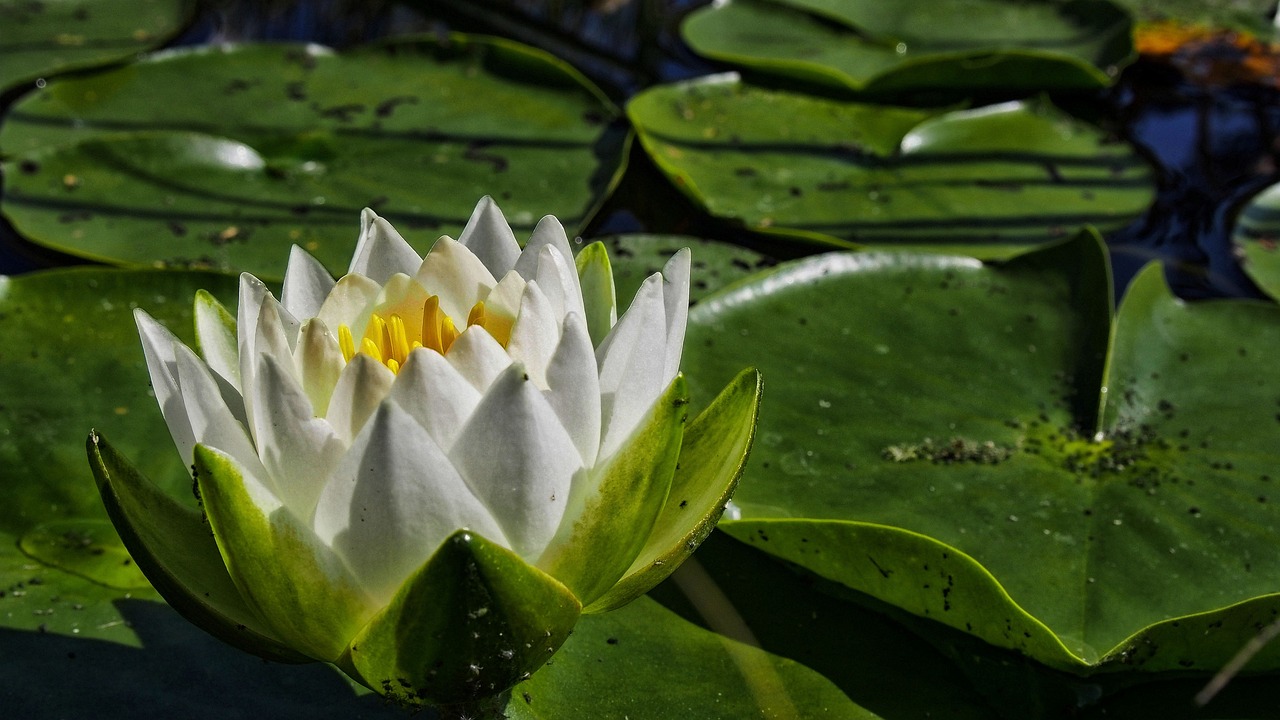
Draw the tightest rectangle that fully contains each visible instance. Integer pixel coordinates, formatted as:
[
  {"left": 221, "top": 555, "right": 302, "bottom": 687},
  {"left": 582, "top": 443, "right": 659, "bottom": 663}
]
[{"left": 3, "top": 0, "right": 1279, "bottom": 304}]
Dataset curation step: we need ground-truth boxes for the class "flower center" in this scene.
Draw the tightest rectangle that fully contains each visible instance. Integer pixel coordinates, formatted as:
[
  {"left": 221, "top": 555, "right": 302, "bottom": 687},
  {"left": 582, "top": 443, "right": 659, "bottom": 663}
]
[{"left": 337, "top": 295, "right": 492, "bottom": 374}]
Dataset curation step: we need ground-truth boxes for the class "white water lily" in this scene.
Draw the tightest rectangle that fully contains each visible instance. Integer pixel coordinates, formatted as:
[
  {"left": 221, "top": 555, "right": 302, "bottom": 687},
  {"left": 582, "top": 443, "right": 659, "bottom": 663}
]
[{"left": 90, "top": 197, "right": 761, "bottom": 705}]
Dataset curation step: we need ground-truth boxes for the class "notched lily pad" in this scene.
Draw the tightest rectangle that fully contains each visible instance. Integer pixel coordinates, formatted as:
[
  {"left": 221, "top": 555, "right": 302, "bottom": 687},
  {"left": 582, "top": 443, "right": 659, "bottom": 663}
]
[
  {"left": 682, "top": 0, "right": 1134, "bottom": 95},
  {"left": 628, "top": 78, "right": 1154, "bottom": 257},
  {"left": 682, "top": 228, "right": 1280, "bottom": 672},
  {"left": 19, "top": 519, "right": 150, "bottom": 590},
  {"left": 0, "top": 36, "right": 623, "bottom": 280}
]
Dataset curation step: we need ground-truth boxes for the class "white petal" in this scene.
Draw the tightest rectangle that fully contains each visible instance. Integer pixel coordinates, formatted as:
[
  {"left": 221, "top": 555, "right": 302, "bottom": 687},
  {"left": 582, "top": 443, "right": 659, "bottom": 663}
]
[
  {"left": 596, "top": 273, "right": 668, "bottom": 459},
  {"left": 444, "top": 326, "right": 512, "bottom": 393},
  {"left": 294, "top": 318, "right": 345, "bottom": 417},
  {"left": 316, "top": 273, "right": 381, "bottom": 342},
  {"left": 391, "top": 347, "right": 482, "bottom": 450},
  {"left": 250, "top": 354, "right": 346, "bottom": 522},
  {"left": 325, "top": 354, "right": 395, "bottom": 444},
  {"left": 245, "top": 296, "right": 300, "bottom": 445},
  {"left": 457, "top": 196, "right": 520, "bottom": 278},
  {"left": 236, "top": 273, "right": 271, "bottom": 393},
  {"left": 193, "top": 290, "right": 241, "bottom": 393},
  {"left": 281, "top": 245, "right": 336, "bottom": 320},
  {"left": 313, "top": 400, "right": 508, "bottom": 605},
  {"left": 134, "top": 309, "right": 197, "bottom": 467},
  {"left": 660, "top": 248, "right": 691, "bottom": 384},
  {"left": 543, "top": 312, "right": 601, "bottom": 467},
  {"left": 449, "top": 365, "right": 582, "bottom": 560},
  {"left": 505, "top": 280, "right": 560, "bottom": 389},
  {"left": 531, "top": 244, "right": 583, "bottom": 321},
  {"left": 173, "top": 344, "right": 269, "bottom": 482},
  {"left": 349, "top": 208, "right": 422, "bottom": 283},
  {"left": 514, "top": 214, "right": 572, "bottom": 281},
  {"left": 415, "top": 236, "right": 498, "bottom": 322}
]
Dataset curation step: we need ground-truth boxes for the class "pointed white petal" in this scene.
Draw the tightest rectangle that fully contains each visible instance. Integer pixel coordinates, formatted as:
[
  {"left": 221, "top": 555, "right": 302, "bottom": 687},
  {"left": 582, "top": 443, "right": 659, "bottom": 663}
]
[
  {"left": 457, "top": 196, "right": 520, "bottom": 277},
  {"left": 325, "top": 354, "right": 395, "bottom": 445},
  {"left": 172, "top": 344, "right": 268, "bottom": 483},
  {"left": 531, "top": 244, "right": 581, "bottom": 321},
  {"left": 391, "top": 348, "right": 482, "bottom": 450},
  {"left": 134, "top": 309, "right": 197, "bottom": 467},
  {"left": 349, "top": 208, "right": 422, "bottom": 283},
  {"left": 281, "top": 245, "right": 336, "bottom": 320},
  {"left": 449, "top": 365, "right": 581, "bottom": 560},
  {"left": 250, "top": 354, "right": 346, "bottom": 523},
  {"left": 444, "top": 326, "right": 512, "bottom": 393},
  {"left": 415, "top": 236, "right": 498, "bottom": 321},
  {"left": 194, "top": 290, "right": 241, "bottom": 393},
  {"left": 596, "top": 274, "right": 668, "bottom": 459},
  {"left": 543, "top": 312, "right": 601, "bottom": 467},
  {"left": 514, "top": 214, "right": 572, "bottom": 280},
  {"left": 505, "top": 280, "right": 559, "bottom": 389},
  {"left": 316, "top": 273, "right": 381, "bottom": 342},
  {"left": 294, "top": 318, "right": 345, "bottom": 417},
  {"left": 236, "top": 273, "right": 271, "bottom": 394},
  {"left": 660, "top": 248, "right": 691, "bottom": 384},
  {"left": 313, "top": 400, "right": 507, "bottom": 605}
]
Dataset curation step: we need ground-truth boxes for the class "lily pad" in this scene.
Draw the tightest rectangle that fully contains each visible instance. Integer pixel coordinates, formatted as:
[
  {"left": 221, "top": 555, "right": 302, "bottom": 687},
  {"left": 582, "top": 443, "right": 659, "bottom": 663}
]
[
  {"left": 680, "top": 229, "right": 1280, "bottom": 672},
  {"left": 1231, "top": 180, "right": 1280, "bottom": 300},
  {"left": 0, "top": 0, "right": 194, "bottom": 92},
  {"left": 0, "top": 36, "right": 623, "bottom": 280},
  {"left": 681, "top": 0, "right": 1134, "bottom": 95},
  {"left": 594, "top": 233, "right": 778, "bottom": 307},
  {"left": 627, "top": 77, "right": 1154, "bottom": 258}
]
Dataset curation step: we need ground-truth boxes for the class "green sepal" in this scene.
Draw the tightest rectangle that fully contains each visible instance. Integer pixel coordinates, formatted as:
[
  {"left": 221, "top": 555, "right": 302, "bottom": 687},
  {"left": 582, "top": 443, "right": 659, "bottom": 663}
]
[
  {"left": 87, "top": 431, "right": 307, "bottom": 662},
  {"left": 539, "top": 375, "right": 688, "bottom": 606},
  {"left": 193, "top": 443, "right": 373, "bottom": 662},
  {"left": 586, "top": 367, "right": 762, "bottom": 613},
  {"left": 341, "top": 530, "right": 582, "bottom": 706},
  {"left": 574, "top": 241, "right": 617, "bottom": 347}
]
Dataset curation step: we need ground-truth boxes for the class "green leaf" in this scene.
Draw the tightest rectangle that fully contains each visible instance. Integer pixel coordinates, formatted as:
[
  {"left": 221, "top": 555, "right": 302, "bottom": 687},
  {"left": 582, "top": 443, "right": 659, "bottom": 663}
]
[
  {"left": 344, "top": 529, "right": 581, "bottom": 706},
  {"left": 682, "top": 0, "right": 1134, "bottom": 95},
  {"left": 194, "top": 444, "right": 373, "bottom": 662},
  {"left": 1231, "top": 180, "right": 1280, "bottom": 300},
  {"left": 507, "top": 595, "right": 876, "bottom": 719},
  {"left": 681, "top": 229, "right": 1280, "bottom": 672},
  {"left": 574, "top": 241, "right": 618, "bottom": 348},
  {"left": 88, "top": 431, "right": 307, "bottom": 662},
  {"left": 0, "top": 0, "right": 195, "bottom": 93},
  {"left": 628, "top": 78, "right": 1154, "bottom": 258},
  {"left": 588, "top": 368, "right": 762, "bottom": 612},
  {"left": 540, "top": 376, "right": 687, "bottom": 606},
  {"left": 597, "top": 234, "right": 779, "bottom": 310},
  {"left": 0, "top": 36, "right": 623, "bottom": 280}
]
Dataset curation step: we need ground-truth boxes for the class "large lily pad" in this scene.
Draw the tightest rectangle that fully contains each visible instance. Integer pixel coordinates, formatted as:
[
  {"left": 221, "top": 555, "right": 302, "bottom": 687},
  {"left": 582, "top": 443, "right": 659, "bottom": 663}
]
[
  {"left": 0, "top": 36, "right": 623, "bottom": 280},
  {"left": 627, "top": 77, "right": 1154, "bottom": 258},
  {"left": 680, "top": 229, "right": 1280, "bottom": 672},
  {"left": 681, "top": 0, "right": 1134, "bottom": 95},
  {"left": 0, "top": 0, "right": 194, "bottom": 92},
  {"left": 1231, "top": 179, "right": 1280, "bottom": 300}
]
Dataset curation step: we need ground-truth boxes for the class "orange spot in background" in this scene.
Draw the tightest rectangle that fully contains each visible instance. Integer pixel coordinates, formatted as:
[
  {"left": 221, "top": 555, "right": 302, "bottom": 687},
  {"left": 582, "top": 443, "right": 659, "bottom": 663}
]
[{"left": 1136, "top": 20, "right": 1280, "bottom": 88}]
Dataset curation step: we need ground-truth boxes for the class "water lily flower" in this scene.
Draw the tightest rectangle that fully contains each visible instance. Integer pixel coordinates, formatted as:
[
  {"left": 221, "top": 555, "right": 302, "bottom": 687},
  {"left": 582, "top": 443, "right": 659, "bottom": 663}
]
[{"left": 88, "top": 197, "right": 761, "bottom": 705}]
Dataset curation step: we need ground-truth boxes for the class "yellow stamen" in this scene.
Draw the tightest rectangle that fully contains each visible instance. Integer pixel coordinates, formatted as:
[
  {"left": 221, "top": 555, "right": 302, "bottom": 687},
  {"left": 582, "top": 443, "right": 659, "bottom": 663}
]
[
  {"left": 467, "top": 300, "right": 486, "bottom": 328},
  {"left": 440, "top": 316, "right": 458, "bottom": 353},
  {"left": 388, "top": 314, "right": 410, "bottom": 366},
  {"left": 335, "top": 291, "right": 508, "bottom": 374},
  {"left": 422, "top": 296, "right": 442, "bottom": 353},
  {"left": 360, "top": 337, "right": 383, "bottom": 364},
  {"left": 338, "top": 324, "right": 356, "bottom": 362}
]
